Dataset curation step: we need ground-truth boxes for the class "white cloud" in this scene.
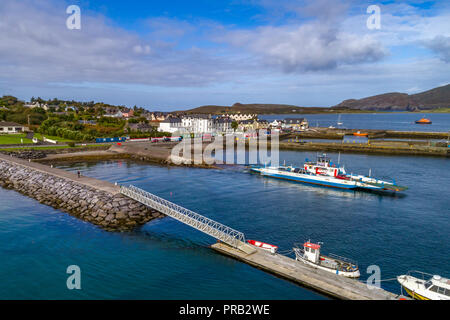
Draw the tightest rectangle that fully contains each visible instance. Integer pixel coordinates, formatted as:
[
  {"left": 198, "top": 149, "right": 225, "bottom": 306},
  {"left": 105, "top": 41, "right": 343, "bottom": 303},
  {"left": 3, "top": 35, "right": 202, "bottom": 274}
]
[
  {"left": 424, "top": 35, "right": 450, "bottom": 62},
  {"left": 221, "top": 23, "right": 387, "bottom": 72}
]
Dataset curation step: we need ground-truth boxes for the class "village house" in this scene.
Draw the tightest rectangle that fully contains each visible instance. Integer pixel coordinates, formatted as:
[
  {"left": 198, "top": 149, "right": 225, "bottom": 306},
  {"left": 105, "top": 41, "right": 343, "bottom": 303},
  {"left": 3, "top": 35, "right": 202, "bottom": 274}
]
[
  {"left": 103, "top": 108, "right": 123, "bottom": 118},
  {"left": 128, "top": 123, "right": 155, "bottom": 133},
  {"left": 158, "top": 117, "right": 183, "bottom": 134},
  {"left": 283, "top": 118, "right": 309, "bottom": 130},
  {"left": 223, "top": 113, "right": 257, "bottom": 121},
  {"left": 122, "top": 108, "right": 134, "bottom": 118},
  {"left": 0, "top": 121, "right": 29, "bottom": 134},
  {"left": 24, "top": 102, "right": 49, "bottom": 111},
  {"left": 213, "top": 117, "right": 233, "bottom": 133},
  {"left": 269, "top": 119, "right": 285, "bottom": 128},
  {"left": 146, "top": 112, "right": 168, "bottom": 122}
]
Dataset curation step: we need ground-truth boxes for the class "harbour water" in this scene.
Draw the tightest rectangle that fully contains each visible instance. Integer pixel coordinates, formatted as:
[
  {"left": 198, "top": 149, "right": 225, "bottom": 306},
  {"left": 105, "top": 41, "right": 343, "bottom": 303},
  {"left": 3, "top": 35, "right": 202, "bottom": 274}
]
[
  {"left": 261, "top": 113, "right": 450, "bottom": 133},
  {"left": 1, "top": 150, "right": 449, "bottom": 299}
]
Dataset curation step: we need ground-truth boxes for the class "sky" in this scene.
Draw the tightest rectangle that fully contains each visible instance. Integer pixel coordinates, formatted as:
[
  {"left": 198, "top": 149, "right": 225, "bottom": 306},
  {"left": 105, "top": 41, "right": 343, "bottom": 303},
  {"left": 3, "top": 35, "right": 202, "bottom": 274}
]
[{"left": 0, "top": 0, "right": 449, "bottom": 110}]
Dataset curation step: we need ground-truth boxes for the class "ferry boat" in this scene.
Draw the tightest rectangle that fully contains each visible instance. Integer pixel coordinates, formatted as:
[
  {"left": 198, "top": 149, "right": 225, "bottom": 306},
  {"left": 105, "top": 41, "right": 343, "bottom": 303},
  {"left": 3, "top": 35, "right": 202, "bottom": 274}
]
[
  {"left": 397, "top": 271, "right": 450, "bottom": 300},
  {"left": 293, "top": 241, "right": 360, "bottom": 278},
  {"left": 415, "top": 117, "right": 432, "bottom": 124},
  {"left": 247, "top": 240, "right": 278, "bottom": 253},
  {"left": 249, "top": 154, "right": 407, "bottom": 193}
]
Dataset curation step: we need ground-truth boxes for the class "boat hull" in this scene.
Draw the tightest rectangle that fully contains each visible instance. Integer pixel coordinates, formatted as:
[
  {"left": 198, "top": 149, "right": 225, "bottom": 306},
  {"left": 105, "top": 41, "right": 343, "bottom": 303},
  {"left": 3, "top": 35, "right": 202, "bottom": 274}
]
[
  {"left": 415, "top": 121, "right": 432, "bottom": 124},
  {"left": 401, "top": 286, "right": 430, "bottom": 300},
  {"left": 250, "top": 167, "right": 357, "bottom": 190},
  {"left": 296, "top": 258, "right": 361, "bottom": 278}
]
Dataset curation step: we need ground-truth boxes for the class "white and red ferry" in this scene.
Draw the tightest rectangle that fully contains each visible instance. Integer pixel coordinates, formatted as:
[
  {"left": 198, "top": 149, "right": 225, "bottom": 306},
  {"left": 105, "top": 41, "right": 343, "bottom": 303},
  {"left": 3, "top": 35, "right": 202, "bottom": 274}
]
[{"left": 250, "top": 154, "right": 407, "bottom": 193}]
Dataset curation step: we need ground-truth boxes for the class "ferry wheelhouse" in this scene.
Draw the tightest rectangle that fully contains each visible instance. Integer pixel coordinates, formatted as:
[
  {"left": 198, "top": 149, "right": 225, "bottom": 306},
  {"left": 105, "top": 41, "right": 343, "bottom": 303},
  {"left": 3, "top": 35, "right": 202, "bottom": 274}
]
[
  {"left": 293, "top": 241, "right": 360, "bottom": 278},
  {"left": 250, "top": 154, "right": 407, "bottom": 193},
  {"left": 397, "top": 271, "right": 450, "bottom": 300}
]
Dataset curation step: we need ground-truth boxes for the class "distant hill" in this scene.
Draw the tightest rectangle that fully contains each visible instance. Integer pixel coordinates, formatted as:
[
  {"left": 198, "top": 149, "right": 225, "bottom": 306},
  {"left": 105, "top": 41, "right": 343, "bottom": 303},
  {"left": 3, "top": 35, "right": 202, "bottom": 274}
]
[
  {"left": 176, "top": 103, "right": 330, "bottom": 115},
  {"left": 333, "top": 84, "right": 450, "bottom": 111}
]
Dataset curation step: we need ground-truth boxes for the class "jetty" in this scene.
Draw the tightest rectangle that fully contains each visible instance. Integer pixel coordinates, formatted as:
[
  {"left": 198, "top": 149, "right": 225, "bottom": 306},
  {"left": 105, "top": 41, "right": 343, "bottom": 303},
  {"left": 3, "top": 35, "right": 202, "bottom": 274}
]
[
  {"left": 120, "top": 184, "right": 405, "bottom": 300},
  {"left": 0, "top": 153, "right": 164, "bottom": 231}
]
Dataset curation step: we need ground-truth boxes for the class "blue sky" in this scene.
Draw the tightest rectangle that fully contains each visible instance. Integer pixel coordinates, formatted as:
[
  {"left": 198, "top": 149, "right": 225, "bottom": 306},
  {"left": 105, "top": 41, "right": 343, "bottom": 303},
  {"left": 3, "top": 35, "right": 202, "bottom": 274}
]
[{"left": 0, "top": 0, "right": 449, "bottom": 110}]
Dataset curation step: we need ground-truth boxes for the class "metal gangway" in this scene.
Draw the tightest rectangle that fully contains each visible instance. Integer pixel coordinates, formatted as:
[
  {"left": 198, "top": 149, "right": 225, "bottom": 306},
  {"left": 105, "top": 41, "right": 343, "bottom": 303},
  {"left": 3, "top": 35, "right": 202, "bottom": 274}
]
[{"left": 120, "top": 185, "right": 255, "bottom": 253}]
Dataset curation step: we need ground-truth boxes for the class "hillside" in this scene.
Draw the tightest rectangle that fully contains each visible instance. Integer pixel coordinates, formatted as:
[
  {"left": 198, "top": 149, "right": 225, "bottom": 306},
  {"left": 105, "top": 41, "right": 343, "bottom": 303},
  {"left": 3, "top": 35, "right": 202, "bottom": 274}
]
[
  {"left": 176, "top": 103, "right": 332, "bottom": 115},
  {"left": 333, "top": 84, "right": 450, "bottom": 111}
]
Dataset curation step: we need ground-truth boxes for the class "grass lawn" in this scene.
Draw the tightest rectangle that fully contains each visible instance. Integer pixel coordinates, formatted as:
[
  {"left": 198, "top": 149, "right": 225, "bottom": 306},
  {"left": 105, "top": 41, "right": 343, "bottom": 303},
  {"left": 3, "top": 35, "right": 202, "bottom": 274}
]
[
  {"left": 0, "top": 133, "right": 33, "bottom": 145},
  {"left": 0, "top": 144, "right": 110, "bottom": 151},
  {"left": 33, "top": 133, "right": 75, "bottom": 142}
]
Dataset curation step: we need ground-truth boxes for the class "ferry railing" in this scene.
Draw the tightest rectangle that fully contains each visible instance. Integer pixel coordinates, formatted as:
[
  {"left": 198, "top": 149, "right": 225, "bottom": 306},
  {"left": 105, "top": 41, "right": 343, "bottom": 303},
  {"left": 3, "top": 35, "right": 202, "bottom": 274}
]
[{"left": 120, "top": 185, "right": 246, "bottom": 249}]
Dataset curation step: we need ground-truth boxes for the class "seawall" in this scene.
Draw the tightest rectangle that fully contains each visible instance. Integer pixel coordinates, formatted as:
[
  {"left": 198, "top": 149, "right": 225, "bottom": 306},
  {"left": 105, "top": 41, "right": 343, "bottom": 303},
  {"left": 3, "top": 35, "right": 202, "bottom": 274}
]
[{"left": 0, "top": 154, "right": 164, "bottom": 231}]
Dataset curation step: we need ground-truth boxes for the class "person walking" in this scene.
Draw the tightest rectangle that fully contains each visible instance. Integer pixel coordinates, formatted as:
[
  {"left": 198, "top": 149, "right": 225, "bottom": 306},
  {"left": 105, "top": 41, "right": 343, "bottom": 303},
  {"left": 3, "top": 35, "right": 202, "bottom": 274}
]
[{"left": 77, "top": 170, "right": 81, "bottom": 178}]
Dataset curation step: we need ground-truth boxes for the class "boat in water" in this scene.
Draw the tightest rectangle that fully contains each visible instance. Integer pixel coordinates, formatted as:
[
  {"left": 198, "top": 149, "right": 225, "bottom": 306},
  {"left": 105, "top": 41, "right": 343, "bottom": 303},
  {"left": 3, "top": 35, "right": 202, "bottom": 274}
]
[
  {"left": 353, "top": 131, "right": 368, "bottom": 137},
  {"left": 415, "top": 117, "right": 432, "bottom": 124},
  {"left": 247, "top": 240, "right": 278, "bottom": 253},
  {"left": 397, "top": 271, "right": 450, "bottom": 300},
  {"left": 293, "top": 241, "right": 360, "bottom": 278},
  {"left": 249, "top": 154, "right": 407, "bottom": 193}
]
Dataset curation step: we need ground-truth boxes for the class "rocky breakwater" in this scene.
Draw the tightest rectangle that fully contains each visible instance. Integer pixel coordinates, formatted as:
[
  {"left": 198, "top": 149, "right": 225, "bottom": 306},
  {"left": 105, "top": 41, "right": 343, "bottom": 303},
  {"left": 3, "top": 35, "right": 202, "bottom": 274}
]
[{"left": 0, "top": 156, "right": 164, "bottom": 231}]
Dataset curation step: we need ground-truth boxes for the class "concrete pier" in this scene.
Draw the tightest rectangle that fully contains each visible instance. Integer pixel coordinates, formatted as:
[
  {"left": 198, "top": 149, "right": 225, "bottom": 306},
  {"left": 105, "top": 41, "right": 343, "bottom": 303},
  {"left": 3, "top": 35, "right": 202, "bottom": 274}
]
[{"left": 211, "top": 242, "right": 404, "bottom": 300}]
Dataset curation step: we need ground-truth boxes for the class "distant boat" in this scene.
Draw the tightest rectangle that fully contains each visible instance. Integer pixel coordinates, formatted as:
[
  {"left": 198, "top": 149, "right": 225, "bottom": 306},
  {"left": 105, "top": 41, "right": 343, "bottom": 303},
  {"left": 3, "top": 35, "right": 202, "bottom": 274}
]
[
  {"left": 415, "top": 117, "right": 432, "bottom": 124},
  {"left": 353, "top": 131, "right": 368, "bottom": 137},
  {"left": 337, "top": 114, "right": 343, "bottom": 126}
]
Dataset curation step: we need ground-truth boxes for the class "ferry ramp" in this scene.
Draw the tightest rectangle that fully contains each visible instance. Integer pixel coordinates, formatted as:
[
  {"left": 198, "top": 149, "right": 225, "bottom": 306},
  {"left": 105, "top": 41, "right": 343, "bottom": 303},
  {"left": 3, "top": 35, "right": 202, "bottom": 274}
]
[{"left": 120, "top": 185, "right": 256, "bottom": 254}]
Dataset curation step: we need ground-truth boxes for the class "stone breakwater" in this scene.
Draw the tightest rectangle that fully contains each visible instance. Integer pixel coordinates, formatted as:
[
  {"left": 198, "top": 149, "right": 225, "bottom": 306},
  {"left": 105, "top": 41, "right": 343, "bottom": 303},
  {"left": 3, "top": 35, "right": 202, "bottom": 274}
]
[{"left": 0, "top": 156, "right": 164, "bottom": 231}]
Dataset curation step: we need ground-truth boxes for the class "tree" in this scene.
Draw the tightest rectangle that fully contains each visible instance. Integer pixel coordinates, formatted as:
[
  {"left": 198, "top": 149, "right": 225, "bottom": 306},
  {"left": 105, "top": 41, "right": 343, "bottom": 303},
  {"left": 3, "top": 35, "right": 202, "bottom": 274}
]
[{"left": 231, "top": 120, "right": 238, "bottom": 131}]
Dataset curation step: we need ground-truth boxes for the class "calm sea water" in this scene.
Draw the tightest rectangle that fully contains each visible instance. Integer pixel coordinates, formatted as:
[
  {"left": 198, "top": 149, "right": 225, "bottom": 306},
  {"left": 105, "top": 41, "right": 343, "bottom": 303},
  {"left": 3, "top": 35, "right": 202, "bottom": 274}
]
[
  {"left": 261, "top": 113, "right": 450, "bottom": 133},
  {"left": 1, "top": 150, "right": 449, "bottom": 299}
]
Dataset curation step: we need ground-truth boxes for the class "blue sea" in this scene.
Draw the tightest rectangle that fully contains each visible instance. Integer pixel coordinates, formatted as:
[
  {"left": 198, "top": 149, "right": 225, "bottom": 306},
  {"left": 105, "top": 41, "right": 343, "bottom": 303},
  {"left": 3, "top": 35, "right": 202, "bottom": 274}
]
[
  {"left": 261, "top": 113, "right": 450, "bottom": 133},
  {"left": 1, "top": 149, "right": 449, "bottom": 299}
]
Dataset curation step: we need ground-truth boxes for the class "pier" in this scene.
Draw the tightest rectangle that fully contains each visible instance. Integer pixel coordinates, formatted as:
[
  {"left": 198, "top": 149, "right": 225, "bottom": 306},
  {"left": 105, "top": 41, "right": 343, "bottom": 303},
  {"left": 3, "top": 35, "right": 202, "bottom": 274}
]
[
  {"left": 0, "top": 153, "right": 164, "bottom": 231},
  {"left": 120, "top": 185, "right": 405, "bottom": 300}
]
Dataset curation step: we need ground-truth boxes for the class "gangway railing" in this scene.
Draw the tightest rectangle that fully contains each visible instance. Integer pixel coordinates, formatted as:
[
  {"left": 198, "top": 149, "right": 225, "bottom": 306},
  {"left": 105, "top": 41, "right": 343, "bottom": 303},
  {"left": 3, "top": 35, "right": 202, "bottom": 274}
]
[{"left": 120, "top": 185, "right": 246, "bottom": 249}]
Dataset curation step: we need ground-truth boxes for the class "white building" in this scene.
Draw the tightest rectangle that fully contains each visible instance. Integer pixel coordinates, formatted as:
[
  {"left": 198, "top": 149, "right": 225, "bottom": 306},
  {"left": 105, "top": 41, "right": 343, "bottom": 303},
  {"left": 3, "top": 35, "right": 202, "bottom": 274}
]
[
  {"left": 0, "top": 121, "right": 29, "bottom": 134},
  {"left": 283, "top": 118, "right": 309, "bottom": 130},
  {"left": 158, "top": 117, "right": 184, "bottom": 133},
  {"left": 223, "top": 113, "right": 257, "bottom": 121},
  {"left": 181, "top": 115, "right": 214, "bottom": 133},
  {"left": 24, "top": 102, "right": 49, "bottom": 111}
]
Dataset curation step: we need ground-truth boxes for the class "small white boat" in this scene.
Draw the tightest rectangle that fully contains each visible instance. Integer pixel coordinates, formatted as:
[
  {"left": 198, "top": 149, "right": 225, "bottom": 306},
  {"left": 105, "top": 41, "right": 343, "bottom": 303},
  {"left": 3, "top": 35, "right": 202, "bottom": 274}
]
[
  {"left": 397, "top": 271, "right": 450, "bottom": 300},
  {"left": 293, "top": 241, "right": 360, "bottom": 278},
  {"left": 247, "top": 240, "right": 278, "bottom": 253}
]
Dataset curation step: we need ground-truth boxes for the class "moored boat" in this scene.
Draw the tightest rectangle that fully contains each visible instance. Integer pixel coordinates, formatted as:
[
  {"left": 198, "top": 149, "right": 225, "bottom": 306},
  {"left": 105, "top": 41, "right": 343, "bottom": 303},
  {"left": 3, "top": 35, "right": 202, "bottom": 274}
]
[
  {"left": 249, "top": 154, "right": 407, "bottom": 193},
  {"left": 293, "top": 241, "right": 360, "bottom": 278},
  {"left": 415, "top": 117, "right": 432, "bottom": 124},
  {"left": 397, "top": 271, "right": 450, "bottom": 300},
  {"left": 353, "top": 131, "right": 368, "bottom": 136},
  {"left": 247, "top": 240, "right": 278, "bottom": 253}
]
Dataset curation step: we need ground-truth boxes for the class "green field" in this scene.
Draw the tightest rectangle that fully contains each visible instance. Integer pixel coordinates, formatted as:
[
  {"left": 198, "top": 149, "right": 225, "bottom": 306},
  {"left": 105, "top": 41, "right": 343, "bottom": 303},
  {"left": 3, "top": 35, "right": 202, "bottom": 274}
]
[
  {"left": 0, "top": 144, "right": 110, "bottom": 151},
  {"left": 0, "top": 134, "right": 33, "bottom": 145}
]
